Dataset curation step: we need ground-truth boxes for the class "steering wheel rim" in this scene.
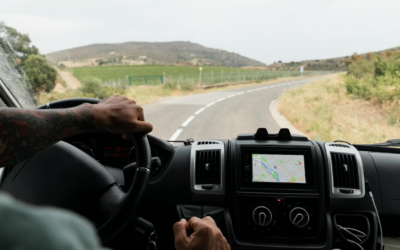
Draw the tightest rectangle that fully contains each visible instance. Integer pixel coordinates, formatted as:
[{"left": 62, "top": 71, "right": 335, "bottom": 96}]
[{"left": 38, "top": 98, "right": 152, "bottom": 243}]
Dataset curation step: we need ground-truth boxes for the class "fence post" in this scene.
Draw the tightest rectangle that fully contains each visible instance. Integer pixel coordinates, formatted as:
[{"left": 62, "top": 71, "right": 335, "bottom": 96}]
[
  {"left": 163, "top": 72, "right": 166, "bottom": 84},
  {"left": 237, "top": 70, "right": 239, "bottom": 82},
  {"left": 199, "top": 68, "right": 203, "bottom": 86},
  {"left": 211, "top": 71, "right": 213, "bottom": 85},
  {"left": 222, "top": 70, "right": 224, "bottom": 83},
  {"left": 129, "top": 76, "right": 132, "bottom": 86}
]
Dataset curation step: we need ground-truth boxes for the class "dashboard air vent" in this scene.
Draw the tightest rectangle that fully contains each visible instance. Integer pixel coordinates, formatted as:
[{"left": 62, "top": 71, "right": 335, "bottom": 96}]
[
  {"left": 195, "top": 150, "right": 221, "bottom": 185},
  {"left": 197, "top": 141, "right": 220, "bottom": 145},
  {"left": 331, "top": 153, "right": 359, "bottom": 189},
  {"left": 329, "top": 143, "right": 350, "bottom": 148}
]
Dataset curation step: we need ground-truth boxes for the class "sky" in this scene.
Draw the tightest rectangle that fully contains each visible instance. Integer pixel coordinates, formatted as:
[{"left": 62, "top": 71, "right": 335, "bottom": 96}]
[{"left": 1, "top": 0, "right": 400, "bottom": 64}]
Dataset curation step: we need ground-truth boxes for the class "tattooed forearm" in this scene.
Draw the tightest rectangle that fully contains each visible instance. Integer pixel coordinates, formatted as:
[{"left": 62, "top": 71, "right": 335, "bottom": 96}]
[{"left": 0, "top": 104, "right": 95, "bottom": 168}]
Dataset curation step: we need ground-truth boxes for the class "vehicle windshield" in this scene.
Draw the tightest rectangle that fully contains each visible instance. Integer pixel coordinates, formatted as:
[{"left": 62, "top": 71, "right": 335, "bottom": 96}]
[
  {"left": 0, "top": 35, "right": 35, "bottom": 108},
  {"left": 1, "top": 1, "right": 400, "bottom": 143}
]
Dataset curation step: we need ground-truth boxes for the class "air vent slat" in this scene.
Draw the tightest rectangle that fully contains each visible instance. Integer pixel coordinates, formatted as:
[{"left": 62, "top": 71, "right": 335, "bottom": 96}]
[
  {"left": 197, "top": 141, "right": 221, "bottom": 145},
  {"left": 331, "top": 153, "right": 359, "bottom": 190},
  {"left": 195, "top": 150, "right": 221, "bottom": 185},
  {"left": 329, "top": 143, "right": 350, "bottom": 148}
]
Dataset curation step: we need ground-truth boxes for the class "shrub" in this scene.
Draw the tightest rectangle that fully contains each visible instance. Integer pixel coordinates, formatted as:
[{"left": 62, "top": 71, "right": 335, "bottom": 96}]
[
  {"left": 79, "top": 76, "right": 126, "bottom": 99},
  {"left": 348, "top": 60, "right": 375, "bottom": 78}
]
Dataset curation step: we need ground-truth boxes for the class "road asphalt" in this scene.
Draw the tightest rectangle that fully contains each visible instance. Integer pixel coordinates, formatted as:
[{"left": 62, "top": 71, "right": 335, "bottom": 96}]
[{"left": 144, "top": 76, "right": 330, "bottom": 142}]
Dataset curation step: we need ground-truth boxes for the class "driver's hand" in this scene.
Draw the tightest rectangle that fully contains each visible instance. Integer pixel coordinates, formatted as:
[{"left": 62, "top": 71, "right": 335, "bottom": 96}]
[
  {"left": 173, "top": 217, "right": 230, "bottom": 250},
  {"left": 91, "top": 95, "right": 153, "bottom": 136}
]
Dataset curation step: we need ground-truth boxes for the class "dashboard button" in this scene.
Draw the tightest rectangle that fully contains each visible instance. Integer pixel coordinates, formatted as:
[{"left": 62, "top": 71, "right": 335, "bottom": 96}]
[
  {"left": 245, "top": 165, "right": 251, "bottom": 171},
  {"left": 289, "top": 207, "right": 310, "bottom": 228},
  {"left": 252, "top": 206, "right": 273, "bottom": 226},
  {"left": 274, "top": 198, "right": 285, "bottom": 207}
]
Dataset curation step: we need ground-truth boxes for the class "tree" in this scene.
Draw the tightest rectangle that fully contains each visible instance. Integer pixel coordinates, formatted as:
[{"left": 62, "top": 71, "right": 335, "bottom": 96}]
[
  {"left": 0, "top": 22, "right": 39, "bottom": 64},
  {"left": 1, "top": 22, "right": 57, "bottom": 97},
  {"left": 23, "top": 55, "right": 57, "bottom": 96}
]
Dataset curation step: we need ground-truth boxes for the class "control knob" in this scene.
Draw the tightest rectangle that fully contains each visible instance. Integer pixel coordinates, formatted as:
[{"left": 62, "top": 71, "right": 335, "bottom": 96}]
[
  {"left": 289, "top": 207, "right": 310, "bottom": 228},
  {"left": 252, "top": 206, "right": 272, "bottom": 226}
]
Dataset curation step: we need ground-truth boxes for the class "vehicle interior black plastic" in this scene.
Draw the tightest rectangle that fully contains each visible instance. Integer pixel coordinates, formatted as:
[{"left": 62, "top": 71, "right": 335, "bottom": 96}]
[
  {"left": 1, "top": 141, "right": 116, "bottom": 209},
  {"left": 237, "top": 128, "right": 308, "bottom": 141}
]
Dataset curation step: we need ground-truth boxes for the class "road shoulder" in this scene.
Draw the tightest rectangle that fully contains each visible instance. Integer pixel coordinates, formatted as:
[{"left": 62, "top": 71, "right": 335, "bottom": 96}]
[{"left": 269, "top": 98, "right": 307, "bottom": 137}]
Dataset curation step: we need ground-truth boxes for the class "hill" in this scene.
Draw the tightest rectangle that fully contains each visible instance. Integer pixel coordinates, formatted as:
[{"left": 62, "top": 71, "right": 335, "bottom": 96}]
[
  {"left": 269, "top": 46, "right": 400, "bottom": 72},
  {"left": 46, "top": 41, "right": 266, "bottom": 68}
]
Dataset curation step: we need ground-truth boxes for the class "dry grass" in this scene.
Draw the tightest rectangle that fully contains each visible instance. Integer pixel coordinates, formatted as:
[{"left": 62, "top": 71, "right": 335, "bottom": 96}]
[
  {"left": 279, "top": 74, "right": 400, "bottom": 144},
  {"left": 38, "top": 75, "right": 321, "bottom": 106}
]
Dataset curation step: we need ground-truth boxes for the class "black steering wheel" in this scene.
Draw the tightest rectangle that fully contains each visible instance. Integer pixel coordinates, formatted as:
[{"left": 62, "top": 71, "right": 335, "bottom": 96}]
[{"left": 37, "top": 98, "right": 152, "bottom": 242}]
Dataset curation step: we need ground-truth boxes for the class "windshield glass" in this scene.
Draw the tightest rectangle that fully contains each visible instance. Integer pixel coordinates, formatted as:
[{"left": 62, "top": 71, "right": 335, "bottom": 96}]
[
  {"left": 1, "top": 1, "right": 400, "bottom": 143},
  {"left": 0, "top": 34, "right": 35, "bottom": 108}
]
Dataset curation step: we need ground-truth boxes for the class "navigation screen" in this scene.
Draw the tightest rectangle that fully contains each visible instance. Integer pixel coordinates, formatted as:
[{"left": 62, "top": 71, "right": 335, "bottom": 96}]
[{"left": 252, "top": 154, "right": 306, "bottom": 183}]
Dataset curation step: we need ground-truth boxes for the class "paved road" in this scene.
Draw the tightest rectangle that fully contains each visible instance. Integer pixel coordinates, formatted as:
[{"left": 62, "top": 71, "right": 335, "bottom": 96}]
[{"left": 144, "top": 76, "right": 330, "bottom": 142}]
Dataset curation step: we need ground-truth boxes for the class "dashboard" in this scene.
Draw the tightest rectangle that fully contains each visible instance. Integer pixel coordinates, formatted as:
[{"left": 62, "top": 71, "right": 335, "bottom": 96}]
[
  {"left": 134, "top": 128, "right": 400, "bottom": 250},
  {"left": 61, "top": 127, "right": 400, "bottom": 249},
  {"left": 3, "top": 122, "right": 400, "bottom": 250}
]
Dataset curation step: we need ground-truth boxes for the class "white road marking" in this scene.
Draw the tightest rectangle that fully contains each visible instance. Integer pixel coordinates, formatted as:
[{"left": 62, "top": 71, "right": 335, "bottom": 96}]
[
  {"left": 169, "top": 129, "right": 183, "bottom": 141},
  {"left": 206, "top": 102, "right": 216, "bottom": 107},
  {"left": 194, "top": 107, "right": 206, "bottom": 115},
  {"left": 181, "top": 116, "right": 195, "bottom": 127},
  {"left": 165, "top": 76, "right": 322, "bottom": 143}
]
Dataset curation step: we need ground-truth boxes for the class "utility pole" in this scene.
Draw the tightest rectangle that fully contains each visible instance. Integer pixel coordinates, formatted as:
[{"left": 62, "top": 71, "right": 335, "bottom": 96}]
[{"left": 67, "top": 53, "right": 73, "bottom": 74}]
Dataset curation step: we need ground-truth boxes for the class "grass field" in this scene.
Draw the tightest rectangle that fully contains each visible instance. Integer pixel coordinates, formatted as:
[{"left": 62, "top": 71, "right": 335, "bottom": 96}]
[
  {"left": 278, "top": 74, "right": 400, "bottom": 144},
  {"left": 39, "top": 75, "right": 317, "bottom": 106},
  {"left": 72, "top": 65, "right": 234, "bottom": 82},
  {"left": 71, "top": 65, "right": 328, "bottom": 87}
]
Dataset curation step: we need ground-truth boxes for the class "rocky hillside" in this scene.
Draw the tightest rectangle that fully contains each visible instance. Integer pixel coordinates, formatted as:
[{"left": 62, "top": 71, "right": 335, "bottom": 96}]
[{"left": 46, "top": 41, "right": 266, "bottom": 67}]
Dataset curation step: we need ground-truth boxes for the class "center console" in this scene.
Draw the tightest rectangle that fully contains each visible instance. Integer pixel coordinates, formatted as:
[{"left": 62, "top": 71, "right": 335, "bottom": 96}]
[{"left": 230, "top": 129, "right": 325, "bottom": 245}]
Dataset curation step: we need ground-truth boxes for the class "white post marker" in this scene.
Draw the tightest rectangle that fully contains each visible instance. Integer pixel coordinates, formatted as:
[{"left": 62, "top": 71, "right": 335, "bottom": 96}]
[
  {"left": 199, "top": 67, "right": 203, "bottom": 86},
  {"left": 300, "top": 65, "right": 304, "bottom": 76}
]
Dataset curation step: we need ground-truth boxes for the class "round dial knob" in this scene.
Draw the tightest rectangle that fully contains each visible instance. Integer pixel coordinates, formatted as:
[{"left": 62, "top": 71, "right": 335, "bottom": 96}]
[
  {"left": 252, "top": 206, "right": 272, "bottom": 226},
  {"left": 289, "top": 207, "right": 310, "bottom": 228}
]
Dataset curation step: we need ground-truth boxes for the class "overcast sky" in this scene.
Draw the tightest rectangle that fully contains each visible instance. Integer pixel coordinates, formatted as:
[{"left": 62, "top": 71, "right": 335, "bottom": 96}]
[{"left": 2, "top": 0, "right": 400, "bottom": 64}]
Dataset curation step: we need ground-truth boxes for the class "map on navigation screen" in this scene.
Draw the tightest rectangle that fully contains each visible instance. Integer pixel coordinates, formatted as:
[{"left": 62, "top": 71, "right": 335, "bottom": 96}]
[{"left": 252, "top": 154, "right": 306, "bottom": 183}]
